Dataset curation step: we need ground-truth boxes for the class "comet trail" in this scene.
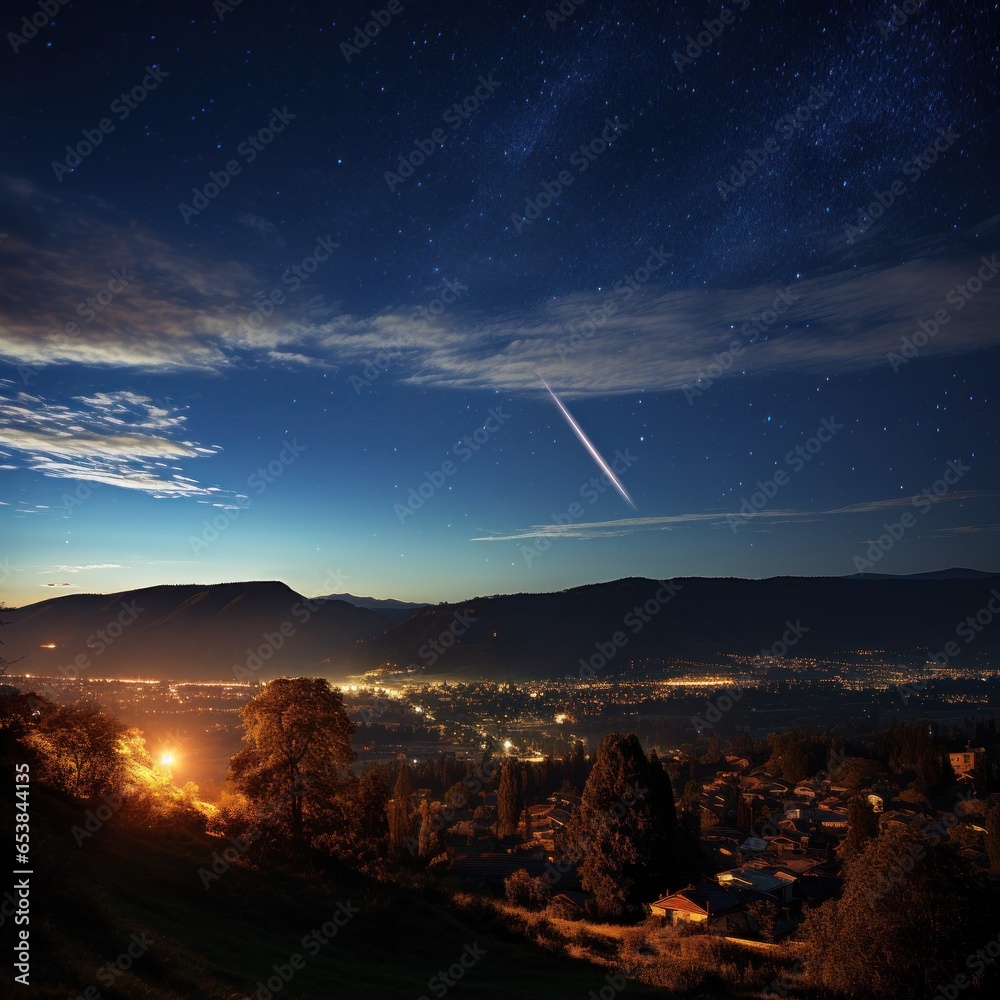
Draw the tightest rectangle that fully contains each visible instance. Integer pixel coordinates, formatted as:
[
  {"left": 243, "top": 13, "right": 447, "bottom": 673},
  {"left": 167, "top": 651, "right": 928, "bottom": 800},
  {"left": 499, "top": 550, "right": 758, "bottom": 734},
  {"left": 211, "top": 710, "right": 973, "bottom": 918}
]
[{"left": 539, "top": 375, "right": 637, "bottom": 511}]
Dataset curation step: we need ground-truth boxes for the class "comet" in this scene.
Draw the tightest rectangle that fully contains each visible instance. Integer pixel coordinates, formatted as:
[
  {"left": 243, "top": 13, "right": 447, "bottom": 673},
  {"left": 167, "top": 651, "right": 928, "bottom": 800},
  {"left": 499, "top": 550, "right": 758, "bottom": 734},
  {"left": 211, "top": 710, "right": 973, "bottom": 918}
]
[{"left": 539, "top": 375, "right": 637, "bottom": 510}]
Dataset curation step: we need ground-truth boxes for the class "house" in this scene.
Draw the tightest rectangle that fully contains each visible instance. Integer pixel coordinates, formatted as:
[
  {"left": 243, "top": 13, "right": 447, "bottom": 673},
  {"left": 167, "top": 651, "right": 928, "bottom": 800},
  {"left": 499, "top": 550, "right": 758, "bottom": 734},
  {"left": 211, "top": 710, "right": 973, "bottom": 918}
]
[
  {"left": 950, "top": 749, "right": 987, "bottom": 785},
  {"left": 650, "top": 885, "right": 748, "bottom": 932},
  {"left": 716, "top": 867, "right": 798, "bottom": 906},
  {"left": 866, "top": 793, "right": 884, "bottom": 814}
]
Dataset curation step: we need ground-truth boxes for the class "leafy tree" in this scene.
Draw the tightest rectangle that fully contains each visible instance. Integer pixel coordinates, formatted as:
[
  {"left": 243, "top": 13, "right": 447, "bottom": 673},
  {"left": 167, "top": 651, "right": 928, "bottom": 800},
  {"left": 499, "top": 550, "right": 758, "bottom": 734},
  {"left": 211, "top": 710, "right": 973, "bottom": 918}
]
[
  {"left": 746, "top": 899, "right": 778, "bottom": 943},
  {"left": 315, "top": 766, "right": 391, "bottom": 874},
  {"left": 564, "top": 733, "right": 678, "bottom": 920},
  {"left": 228, "top": 677, "right": 354, "bottom": 848},
  {"left": 497, "top": 758, "right": 522, "bottom": 838},
  {"left": 28, "top": 704, "right": 126, "bottom": 797},
  {"left": 504, "top": 868, "right": 550, "bottom": 909},
  {"left": 802, "top": 828, "right": 985, "bottom": 998}
]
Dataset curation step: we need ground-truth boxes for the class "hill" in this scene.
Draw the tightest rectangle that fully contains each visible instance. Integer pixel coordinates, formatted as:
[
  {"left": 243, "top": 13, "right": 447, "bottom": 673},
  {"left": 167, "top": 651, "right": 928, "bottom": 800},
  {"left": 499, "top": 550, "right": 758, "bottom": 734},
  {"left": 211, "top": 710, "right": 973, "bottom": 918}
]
[
  {"left": 0, "top": 788, "right": 666, "bottom": 1000},
  {"left": 319, "top": 574, "right": 1000, "bottom": 680},
  {"left": 0, "top": 581, "right": 390, "bottom": 681},
  {"left": 320, "top": 592, "right": 428, "bottom": 624}
]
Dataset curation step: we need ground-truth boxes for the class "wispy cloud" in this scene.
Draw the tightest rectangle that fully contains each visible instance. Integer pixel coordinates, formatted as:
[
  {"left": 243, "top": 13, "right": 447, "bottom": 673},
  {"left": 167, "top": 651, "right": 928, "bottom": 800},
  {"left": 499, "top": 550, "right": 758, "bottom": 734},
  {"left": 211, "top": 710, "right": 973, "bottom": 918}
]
[
  {"left": 2, "top": 177, "right": 998, "bottom": 394},
  {"left": 471, "top": 491, "right": 1000, "bottom": 541},
  {"left": 47, "top": 563, "right": 125, "bottom": 573},
  {"left": 0, "top": 390, "right": 239, "bottom": 500}
]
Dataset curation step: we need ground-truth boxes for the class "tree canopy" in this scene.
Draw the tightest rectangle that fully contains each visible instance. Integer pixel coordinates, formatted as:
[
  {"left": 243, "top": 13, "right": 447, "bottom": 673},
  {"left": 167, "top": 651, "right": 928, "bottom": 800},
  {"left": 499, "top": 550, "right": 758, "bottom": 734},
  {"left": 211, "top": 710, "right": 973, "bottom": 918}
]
[
  {"left": 228, "top": 677, "right": 355, "bottom": 847},
  {"left": 563, "top": 733, "right": 678, "bottom": 920}
]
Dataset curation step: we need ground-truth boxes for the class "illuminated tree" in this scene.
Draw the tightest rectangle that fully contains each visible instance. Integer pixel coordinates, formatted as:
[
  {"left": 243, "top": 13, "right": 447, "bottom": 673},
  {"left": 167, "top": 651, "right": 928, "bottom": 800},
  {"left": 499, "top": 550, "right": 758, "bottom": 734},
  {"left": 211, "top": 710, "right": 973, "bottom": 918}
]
[
  {"left": 228, "top": 677, "right": 354, "bottom": 848},
  {"left": 28, "top": 704, "right": 126, "bottom": 796}
]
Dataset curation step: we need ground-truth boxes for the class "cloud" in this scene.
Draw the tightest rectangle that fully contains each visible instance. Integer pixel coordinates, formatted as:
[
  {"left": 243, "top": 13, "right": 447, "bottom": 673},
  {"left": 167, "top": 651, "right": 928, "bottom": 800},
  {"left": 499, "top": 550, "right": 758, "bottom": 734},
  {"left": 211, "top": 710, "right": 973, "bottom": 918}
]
[
  {"left": 48, "top": 564, "right": 125, "bottom": 573},
  {"left": 470, "top": 491, "right": 1000, "bottom": 541},
  {"left": 2, "top": 176, "right": 998, "bottom": 395},
  {"left": 0, "top": 391, "right": 240, "bottom": 500},
  {"left": 41, "top": 582, "right": 75, "bottom": 588}
]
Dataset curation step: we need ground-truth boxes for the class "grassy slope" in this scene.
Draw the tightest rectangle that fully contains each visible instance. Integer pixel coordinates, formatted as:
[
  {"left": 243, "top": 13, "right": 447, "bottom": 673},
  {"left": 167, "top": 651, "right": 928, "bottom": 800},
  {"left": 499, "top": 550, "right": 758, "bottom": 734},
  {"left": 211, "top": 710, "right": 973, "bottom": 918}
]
[{"left": 1, "top": 790, "right": 682, "bottom": 1000}]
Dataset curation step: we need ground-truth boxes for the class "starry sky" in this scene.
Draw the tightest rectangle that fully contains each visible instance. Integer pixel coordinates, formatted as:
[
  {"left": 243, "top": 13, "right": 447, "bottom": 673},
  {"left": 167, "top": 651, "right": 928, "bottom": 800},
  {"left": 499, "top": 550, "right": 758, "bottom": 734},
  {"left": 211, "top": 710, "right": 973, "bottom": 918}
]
[{"left": 1, "top": 0, "right": 999, "bottom": 608}]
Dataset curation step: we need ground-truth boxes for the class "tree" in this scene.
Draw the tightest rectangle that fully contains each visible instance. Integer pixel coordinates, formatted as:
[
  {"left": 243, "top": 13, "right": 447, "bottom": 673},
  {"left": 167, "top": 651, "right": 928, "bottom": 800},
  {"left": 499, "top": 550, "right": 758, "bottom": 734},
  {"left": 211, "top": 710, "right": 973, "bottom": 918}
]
[
  {"left": 315, "top": 766, "right": 391, "bottom": 874},
  {"left": 497, "top": 759, "right": 522, "bottom": 838},
  {"left": 745, "top": 899, "right": 778, "bottom": 943},
  {"left": 387, "top": 763, "right": 414, "bottom": 859},
  {"left": 844, "top": 795, "right": 879, "bottom": 858},
  {"left": 28, "top": 704, "right": 126, "bottom": 797},
  {"left": 986, "top": 804, "right": 1000, "bottom": 873},
  {"left": 505, "top": 868, "right": 550, "bottom": 909},
  {"left": 802, "top": 828, "right": 985, "bottom": 998},
  {"left": 228, "top": 678, "right": 354, "bottom": 849},
  {"left": 563, "top": 733, "right": 678, "bottom": 920}
]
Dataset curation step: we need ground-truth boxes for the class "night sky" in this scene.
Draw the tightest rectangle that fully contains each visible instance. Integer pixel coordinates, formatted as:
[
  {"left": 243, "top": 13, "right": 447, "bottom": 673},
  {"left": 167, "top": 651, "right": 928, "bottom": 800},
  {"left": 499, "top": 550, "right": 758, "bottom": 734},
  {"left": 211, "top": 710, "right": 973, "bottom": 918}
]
[{"left": 1, "top": 0, "right": 999, "bottom": 607}]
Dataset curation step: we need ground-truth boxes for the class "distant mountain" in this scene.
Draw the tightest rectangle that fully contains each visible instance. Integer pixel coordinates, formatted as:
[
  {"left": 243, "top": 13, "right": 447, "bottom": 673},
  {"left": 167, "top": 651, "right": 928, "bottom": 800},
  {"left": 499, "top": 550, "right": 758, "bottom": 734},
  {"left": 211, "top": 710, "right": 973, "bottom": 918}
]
[
  {"left": 320, "top": 593, "right": 427, "bottom": 624},
  {"left": 1, "top": 581, "right": 391, "bottom": 681},
  {"left": 845, "top": 567, "right": 999, "bottom": 581},
  {"left": 319, "top": 574, "right": 1000, "bottom": 680}
]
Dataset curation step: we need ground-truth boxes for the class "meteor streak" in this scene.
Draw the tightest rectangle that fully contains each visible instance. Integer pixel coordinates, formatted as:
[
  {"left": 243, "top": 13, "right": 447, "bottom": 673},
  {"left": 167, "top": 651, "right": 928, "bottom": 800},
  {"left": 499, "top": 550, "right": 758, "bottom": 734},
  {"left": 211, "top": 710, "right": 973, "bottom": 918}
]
[{"left": 539, "top": 375, "right": 637, "bottom": 510}]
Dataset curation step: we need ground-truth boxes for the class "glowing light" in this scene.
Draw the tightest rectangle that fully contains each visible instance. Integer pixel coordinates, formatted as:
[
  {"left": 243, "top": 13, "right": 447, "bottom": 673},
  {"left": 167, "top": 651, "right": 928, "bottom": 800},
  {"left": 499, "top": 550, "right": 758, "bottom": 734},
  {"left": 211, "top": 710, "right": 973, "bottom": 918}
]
[
  {"left": 503, "top": 739, "right": 513, "bottom": 750},
  {"left": 159, "top": 752, "right": 174, "bottom": 766},
  {"left": 539, "top": 375, "right": 637, "bottom": 510},
  {"left": 40, "top": 643, "right": 57, "bottom": 649}
]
